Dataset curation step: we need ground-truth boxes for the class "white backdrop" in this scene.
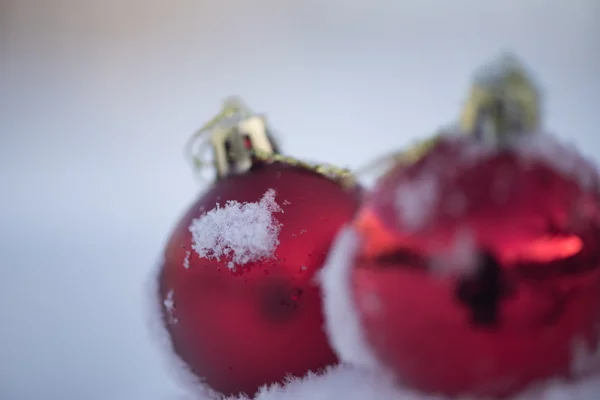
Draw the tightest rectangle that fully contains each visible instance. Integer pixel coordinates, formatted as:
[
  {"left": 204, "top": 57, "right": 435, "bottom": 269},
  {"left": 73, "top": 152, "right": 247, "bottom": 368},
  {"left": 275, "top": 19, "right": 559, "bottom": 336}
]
[{"left": 1, "top": 1, "right": 599, "bottom": 399}]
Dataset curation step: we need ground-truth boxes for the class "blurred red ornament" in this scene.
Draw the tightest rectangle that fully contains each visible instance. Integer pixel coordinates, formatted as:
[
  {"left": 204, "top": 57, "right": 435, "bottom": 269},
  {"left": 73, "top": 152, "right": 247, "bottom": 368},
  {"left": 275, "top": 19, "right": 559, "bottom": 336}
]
[
  {"left": 351, "top": 134, "right": 600, "bottom": 398},
  {"left": 157, "top": 99, "right": 361, "bottom": 397}
]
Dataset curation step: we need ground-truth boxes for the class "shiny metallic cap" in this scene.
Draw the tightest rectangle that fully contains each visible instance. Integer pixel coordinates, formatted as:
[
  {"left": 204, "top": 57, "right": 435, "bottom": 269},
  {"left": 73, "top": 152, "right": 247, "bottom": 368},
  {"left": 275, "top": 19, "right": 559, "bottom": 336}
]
[{"left": 187, "top": 97, "right": 279, "bottom": 179}]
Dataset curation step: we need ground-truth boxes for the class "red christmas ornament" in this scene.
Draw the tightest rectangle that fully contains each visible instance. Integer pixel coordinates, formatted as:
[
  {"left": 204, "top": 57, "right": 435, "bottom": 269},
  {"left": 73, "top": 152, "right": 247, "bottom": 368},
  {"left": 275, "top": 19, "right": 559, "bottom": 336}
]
[
  {"left": 349, "top": 134, "right": 600, "bottom": 398},
  {"left": 157, "top": 99, "right": 361, "bottom": 397}
]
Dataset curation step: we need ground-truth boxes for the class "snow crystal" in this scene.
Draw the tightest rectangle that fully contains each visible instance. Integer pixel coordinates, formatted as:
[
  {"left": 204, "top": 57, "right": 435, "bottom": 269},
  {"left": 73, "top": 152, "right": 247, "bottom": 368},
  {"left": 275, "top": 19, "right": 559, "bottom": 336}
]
[
  {"left": 183, "top": 251, "right": 191, "bottom": 269},
  {"left": 319, "top": 227, "right": 381, "bottom": 370},
  {"left": 163, "top": 290, "right": 177, "bottom": 324},
  {"left": 189, "top": 189, "right": 283, "bottom": 270},
  {"left": 395, "top": 173, "right": 439, "bottom": 232}
]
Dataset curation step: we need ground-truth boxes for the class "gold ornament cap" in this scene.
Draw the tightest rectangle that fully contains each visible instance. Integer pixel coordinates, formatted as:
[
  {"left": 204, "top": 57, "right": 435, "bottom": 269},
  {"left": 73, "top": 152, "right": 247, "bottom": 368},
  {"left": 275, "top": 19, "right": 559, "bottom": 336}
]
[
  {"left": 187, "top": 97, "right": 279, "bottom": 180},
  {"left": 460, "top": 53, "right": 542, "bottom": 146},
  {"left": 186, "top": 97, "right": 355, "bottom": 187}
]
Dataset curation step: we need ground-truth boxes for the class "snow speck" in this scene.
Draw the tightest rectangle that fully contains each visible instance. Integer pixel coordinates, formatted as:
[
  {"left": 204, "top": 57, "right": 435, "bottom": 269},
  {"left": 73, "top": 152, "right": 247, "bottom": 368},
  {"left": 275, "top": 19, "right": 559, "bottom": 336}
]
[
  {"left": 183, "top": 251, "right": 191, "bottom": 269},
  {"left": 395, "top": 174, "right": 439, "bottom": 232},
  {"left": 189, "top": 189, "right": 283, "bottom": 270},
  {"left": 163, "top": 290, "right": 177, "bottom": 324},
  {"left": 319, "top": 227, "right": 381, "bottom": 370}
]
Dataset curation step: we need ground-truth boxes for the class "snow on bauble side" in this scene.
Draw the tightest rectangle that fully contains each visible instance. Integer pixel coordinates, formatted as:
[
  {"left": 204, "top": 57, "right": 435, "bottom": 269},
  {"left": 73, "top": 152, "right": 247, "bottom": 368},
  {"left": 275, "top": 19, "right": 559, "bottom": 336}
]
[
  {"left": 157, "top": 161, "right": 363, "bottom": 398},
  {"left": 344, "top": 133, "right": 600, "bottom": 398}
]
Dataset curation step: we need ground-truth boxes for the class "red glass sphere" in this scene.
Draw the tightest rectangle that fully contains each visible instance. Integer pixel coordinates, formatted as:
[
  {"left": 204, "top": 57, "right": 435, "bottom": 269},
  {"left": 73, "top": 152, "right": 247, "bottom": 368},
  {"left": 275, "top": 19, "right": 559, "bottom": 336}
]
[
  {"left": 351, "top": 135, "right": 600, "bottom": 398},
  {"left": 158, "top": 161, "right": 362, "bottom": 397}
]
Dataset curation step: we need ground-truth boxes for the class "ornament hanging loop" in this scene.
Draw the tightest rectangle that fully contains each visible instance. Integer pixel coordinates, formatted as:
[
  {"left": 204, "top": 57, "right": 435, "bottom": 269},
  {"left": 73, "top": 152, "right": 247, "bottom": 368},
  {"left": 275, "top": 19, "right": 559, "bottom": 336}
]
[{"left": 186, "top": 97, "right": 279, "bottom": 180}]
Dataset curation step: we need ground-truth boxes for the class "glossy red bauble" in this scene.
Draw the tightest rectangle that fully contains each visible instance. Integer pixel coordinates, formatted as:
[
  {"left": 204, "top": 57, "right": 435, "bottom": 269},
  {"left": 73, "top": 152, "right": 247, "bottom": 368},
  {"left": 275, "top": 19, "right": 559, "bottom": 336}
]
[
  {"left": 350, "top": 135, "right": 600, "bottom": 398},
  {"left": 158, "top": 161, "right": 362, "bottom": 397}
]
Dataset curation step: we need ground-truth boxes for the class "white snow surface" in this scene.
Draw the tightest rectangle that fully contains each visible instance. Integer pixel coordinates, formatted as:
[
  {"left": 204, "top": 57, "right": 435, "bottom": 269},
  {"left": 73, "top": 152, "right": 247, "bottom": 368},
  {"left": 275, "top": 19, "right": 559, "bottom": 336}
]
[
  {"left": 189, "top": 189, "right": 283, "bottom": 269},
  {"left": 227, "top": 364, "right": 432, "bottom": 400},
  {"left": 169, "top": 362, "right": 600, "bottom": 400}
]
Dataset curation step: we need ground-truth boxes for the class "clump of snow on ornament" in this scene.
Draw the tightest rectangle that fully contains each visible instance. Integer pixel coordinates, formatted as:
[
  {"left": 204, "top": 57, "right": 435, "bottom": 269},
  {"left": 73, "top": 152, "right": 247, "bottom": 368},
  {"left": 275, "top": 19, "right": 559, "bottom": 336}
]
[{"left": 189, "top": 189, "right": 283, "bottom": 269}]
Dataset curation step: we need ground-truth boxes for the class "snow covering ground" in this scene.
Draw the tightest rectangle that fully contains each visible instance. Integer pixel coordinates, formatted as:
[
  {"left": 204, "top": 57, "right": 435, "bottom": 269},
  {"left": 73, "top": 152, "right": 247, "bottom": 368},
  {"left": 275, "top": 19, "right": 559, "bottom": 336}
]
[{"left": 227, "top": 365, "right": 600, "bottom": 400}]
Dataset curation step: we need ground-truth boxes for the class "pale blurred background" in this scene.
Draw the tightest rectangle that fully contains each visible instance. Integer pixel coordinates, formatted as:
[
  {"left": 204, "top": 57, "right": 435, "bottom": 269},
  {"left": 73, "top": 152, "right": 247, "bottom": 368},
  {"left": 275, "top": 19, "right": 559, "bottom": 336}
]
[{"left": 0, "top": 1, "right": 599, "bottom": 399}]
